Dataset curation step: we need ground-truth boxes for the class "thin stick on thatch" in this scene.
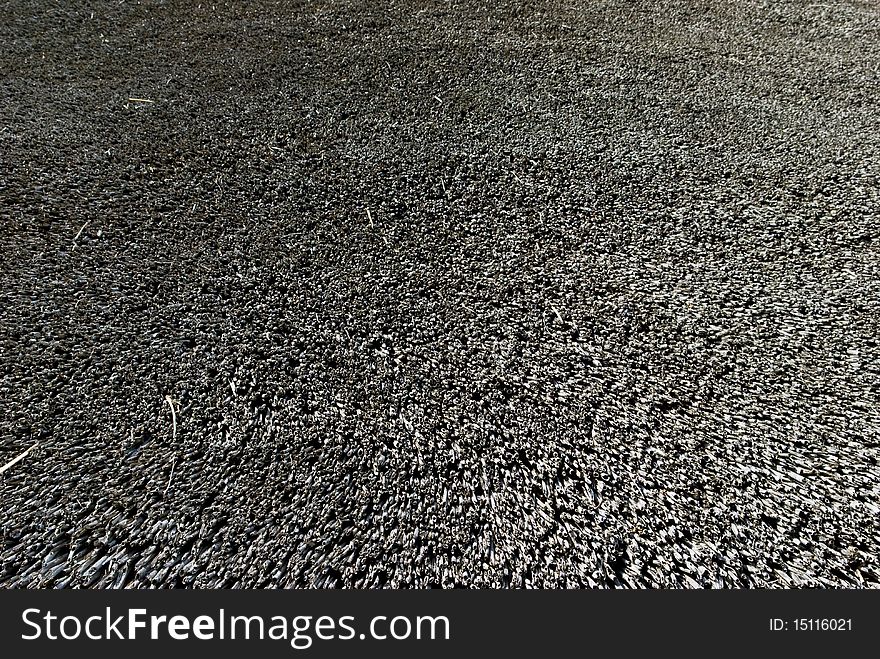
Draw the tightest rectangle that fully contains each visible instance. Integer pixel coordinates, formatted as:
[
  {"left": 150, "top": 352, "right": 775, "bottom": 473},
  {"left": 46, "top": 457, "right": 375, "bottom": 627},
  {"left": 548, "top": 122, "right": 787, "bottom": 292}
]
[
  {"left": 163, "top": 396, "right": 179, "bottom": 496},
  {"left": 73, "top": 220, "right": 90, "bottom": 242},
  {"left": 0, "top": 443, "right": 38, "bottom": 475},
  {"left": 164, "top": 458, "right": 177, "bottom": 496},
  {"left": 164, "top": 395, "right": 177, "bottom": 441}
]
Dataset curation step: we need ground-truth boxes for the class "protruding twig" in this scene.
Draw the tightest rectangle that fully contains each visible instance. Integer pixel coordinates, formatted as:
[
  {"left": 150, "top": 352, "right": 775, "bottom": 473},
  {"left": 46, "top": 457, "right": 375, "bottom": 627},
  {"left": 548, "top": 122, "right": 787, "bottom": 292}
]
[
  {"left": 163, "top": 396, "right": 179, "bottom": 496},
  {"left": 73, "top": 220, "right": 90, "bottom": 243},
  {"left": 128, "top": 98, "right": 155, "bottom": 103},
  {"left": 164, "top": 395, "right": 177, "bottom": 441},
  {"left": 164, "top": 458, "right": 177, "bottom": 496},
  {"left": 0, "top": 443, "right": 38, "bottom": 475}
]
